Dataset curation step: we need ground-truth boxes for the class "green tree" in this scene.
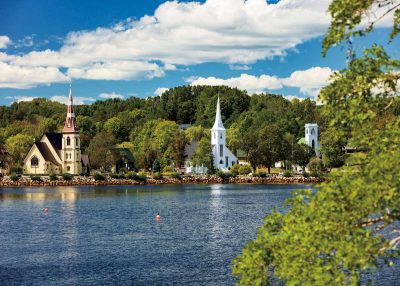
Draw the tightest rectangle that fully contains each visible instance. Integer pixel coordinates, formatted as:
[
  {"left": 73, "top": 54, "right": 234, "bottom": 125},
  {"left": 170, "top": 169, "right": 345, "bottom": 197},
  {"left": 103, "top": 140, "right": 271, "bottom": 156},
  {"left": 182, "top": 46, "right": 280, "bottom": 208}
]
[
  {"left": 233, "top": 1, "right": 400, "bottom": 285},
  {"left": 192, "top": 137, "right": 214, "bottom": 171},
  {"left": 6, "top": 134, "right": 34, "bottom": 168},
  {"left": 87, "top": 132, "right": 117, "bottom": 171},
  {"left": 319, "top": 127, "right": 347, "bottom": 168},
  {"left": 293, "top": 143, "right": 314, "bottom": 171},
  {"left": 170, "top": 129, "right": 189, "bottom": 168}
]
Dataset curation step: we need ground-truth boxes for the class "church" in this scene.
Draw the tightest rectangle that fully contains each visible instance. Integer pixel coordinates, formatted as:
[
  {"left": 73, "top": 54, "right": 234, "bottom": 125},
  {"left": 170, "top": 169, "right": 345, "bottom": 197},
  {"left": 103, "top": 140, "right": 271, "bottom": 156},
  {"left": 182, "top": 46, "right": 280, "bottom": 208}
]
[
  {"left": 23, "top": 85, "right": 88, "bottom": 175},
  {"left": 211, "top": 97, "right": 238, "bottom": 171}
]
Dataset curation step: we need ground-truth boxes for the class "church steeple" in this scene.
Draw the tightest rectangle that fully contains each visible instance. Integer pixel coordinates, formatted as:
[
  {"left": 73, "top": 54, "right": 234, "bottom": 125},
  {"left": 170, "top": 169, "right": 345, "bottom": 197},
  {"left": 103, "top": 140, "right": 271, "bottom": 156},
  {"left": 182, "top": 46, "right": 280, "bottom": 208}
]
[
  {"left": 212, "top": 96, "right": 225, "bottom": 130},
  {"left": 63, "top": 83, "right": 78, "bottom": 133}
]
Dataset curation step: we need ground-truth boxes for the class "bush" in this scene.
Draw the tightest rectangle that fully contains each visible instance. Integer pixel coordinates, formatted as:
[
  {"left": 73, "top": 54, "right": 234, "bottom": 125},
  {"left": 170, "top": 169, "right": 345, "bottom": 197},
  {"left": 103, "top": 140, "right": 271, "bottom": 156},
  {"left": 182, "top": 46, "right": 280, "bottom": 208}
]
[
  {"left": 253, "top": 170, "right": 267, "bottom": 178},
  {"left": 308, "top": 157, "right": 324, "bottom": 173},
  {"left": 230, "top": 164, "right": 241, "bottom": 176},
  {"left": 163, "top": 166, "right": 174, "bottom": 173},
  {"left": 303, "top": 172, "right": 310, "bottom": 178},
  {"left": 126, "top": 172, "right": 146, "bottom": 181},
  {"left": 94, "top": 173, "right": 106, "bottom": 181},
  {"left": 153, "top": 172, "right": 163, "bottom": 180},
  {"left": 30, "top": 175, "right": 42, "bottom": 182},
  {"left": 216, "top": 170, "right": 234, "bottom": 181},
  {"left": 238, "top": 164, "right": 252, "bottom": 175},
  {"left": 283, "top": 171, "right": 293, "bottom": 178},
  {"left": 110, "top": 173, "right": 124, "bottom": 179},
  {"left": 310, "top": 171, "right": 322, "bottom": 178},
  {"left": 49, "top": 173, "right": 58, "bottom": 181},
  {"left": 62, "top": 173, "right": 73, "bottom": 181},
  {"left": 170, "top": 172, "right": 182, "bottom": 180},
  {"left": 10, "top": 174, "right": 19, "bottom": 182}
]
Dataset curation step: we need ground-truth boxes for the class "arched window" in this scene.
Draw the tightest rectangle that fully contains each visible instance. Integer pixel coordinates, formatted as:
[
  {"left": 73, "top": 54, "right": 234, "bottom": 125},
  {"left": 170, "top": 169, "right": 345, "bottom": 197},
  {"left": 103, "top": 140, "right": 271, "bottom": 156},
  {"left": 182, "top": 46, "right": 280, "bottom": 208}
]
[
  {"left": 311, "top": 128, "right": 315, "bottom": 135},
  {"left": 67, "top": 137, "right": 71, "bottom": 146},
  {"left": 67, "top": 166, "right": 71, "bottom": 171},
  {"left": 31, "top": 156, "right": 39, "bottom": 167},
  {"left": 312, "top": 139, "right": 315, "bottom": 149}
]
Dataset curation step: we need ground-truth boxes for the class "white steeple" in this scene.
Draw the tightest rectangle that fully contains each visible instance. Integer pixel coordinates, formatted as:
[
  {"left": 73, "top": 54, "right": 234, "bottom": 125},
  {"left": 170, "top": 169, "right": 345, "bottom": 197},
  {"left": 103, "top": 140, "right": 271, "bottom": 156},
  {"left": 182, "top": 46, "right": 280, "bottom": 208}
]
[{"left": 212, "top": 97, "right": 225, "bottom": 130}]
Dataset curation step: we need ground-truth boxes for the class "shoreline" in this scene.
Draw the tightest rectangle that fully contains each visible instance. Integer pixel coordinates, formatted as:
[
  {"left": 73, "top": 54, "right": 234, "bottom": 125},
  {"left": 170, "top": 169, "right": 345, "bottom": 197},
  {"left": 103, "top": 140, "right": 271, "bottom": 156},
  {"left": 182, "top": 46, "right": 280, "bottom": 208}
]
[{"left": 0, "top": 175, "right": 323, "bottom": 188}]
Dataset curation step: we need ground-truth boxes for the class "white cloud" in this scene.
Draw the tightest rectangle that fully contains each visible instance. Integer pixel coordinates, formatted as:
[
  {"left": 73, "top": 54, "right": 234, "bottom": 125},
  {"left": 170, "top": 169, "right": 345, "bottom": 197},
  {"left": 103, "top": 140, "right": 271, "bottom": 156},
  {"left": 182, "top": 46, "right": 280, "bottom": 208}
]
[
  {"left": 0, "top": 61, "right": 69, "bottom": 89},
  {"left": 229, "top": 64, "right": 251, "bottom": 71},
  {"left": 282, "top": 66, "right": 333, "bottom": 97},
  {"left": 0, "top": 36, "right": 11, "bottom": 49},
  {"left": 6, "top": 96, "right": 38, "bottom": 103},
  {"left": 154, "top": 87, "right": 169, "bottom": 96},
  {"left": 98, "top": 92, "right": 125, "bottom": 99},
  {"left": 0, "top": 0, "right": 335, "bottom": 88},
  {"left": 188, "top": 66, "right": 334, "bottom": 97},
  {"left": 50, "top": 95, "right": 96, "bottom": 105},
  {"left": 190, "top": 73, "right": 282, "bottom": 94}
]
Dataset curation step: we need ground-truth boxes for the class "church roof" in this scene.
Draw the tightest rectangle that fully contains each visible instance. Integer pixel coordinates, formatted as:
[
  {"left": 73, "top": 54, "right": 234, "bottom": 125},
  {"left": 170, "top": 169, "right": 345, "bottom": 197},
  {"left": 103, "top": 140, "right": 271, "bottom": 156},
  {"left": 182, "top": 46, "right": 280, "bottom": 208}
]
[
  {"left": 212, "top": 97, "right": 225, "bottom": 130},
  {"left": 63, "top": 84, "right": 79, "bottom": 133},
  {"left": 45, "top": 133, "right": 63, "bottom": 157},
  {"left": 35, "top": 142, "right": 61, "bottom": 166}
]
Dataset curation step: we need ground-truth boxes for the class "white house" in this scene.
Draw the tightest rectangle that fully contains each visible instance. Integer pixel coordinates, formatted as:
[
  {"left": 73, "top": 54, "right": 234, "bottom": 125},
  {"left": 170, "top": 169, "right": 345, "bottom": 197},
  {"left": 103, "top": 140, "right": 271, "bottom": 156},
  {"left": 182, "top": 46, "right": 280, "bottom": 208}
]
[{"left": 211, "top": 97, "right": 238, "bottom": 171}]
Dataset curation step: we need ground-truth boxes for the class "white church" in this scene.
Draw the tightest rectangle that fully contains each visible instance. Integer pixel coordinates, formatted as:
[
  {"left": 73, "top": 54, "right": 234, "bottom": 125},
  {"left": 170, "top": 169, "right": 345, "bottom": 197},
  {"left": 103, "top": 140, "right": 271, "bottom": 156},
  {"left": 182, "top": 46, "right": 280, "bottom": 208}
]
[
  {"left": 23, "top": 85, "right": 89, "bottom": 175},
  {"left": 211, "top": 97, "right": 238, "bottom": 171}
]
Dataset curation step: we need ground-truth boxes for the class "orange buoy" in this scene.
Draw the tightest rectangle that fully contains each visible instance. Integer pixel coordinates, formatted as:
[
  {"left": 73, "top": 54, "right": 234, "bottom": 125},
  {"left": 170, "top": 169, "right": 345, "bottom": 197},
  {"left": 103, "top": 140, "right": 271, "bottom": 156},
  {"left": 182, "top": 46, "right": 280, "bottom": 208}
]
[
  {"left": 43, "top": 207, "right": 49, "bottom": 213},
  {"left": 156, "top": 213, "right": 161, "bottom": 221}
]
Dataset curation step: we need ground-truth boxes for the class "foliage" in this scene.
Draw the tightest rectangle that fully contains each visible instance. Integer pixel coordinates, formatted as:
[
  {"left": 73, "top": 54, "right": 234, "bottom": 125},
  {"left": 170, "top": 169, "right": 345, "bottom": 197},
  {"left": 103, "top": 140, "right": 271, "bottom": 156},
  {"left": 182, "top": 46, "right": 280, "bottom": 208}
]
[
  {"left": 253, "top": 169, "right": 267, "bottom": 178},
  {"left": 93, "top": 173, "right": 106, "bottom": 181},
  {"left": 10, "top": 174, "right": 19, "bottom": 182},
  {"left": 152, "top": 172, "right": 163, "bottom": 180},
  {"left": 125, "top": 172, "right": 146, "bottom": 181},
  {"left": 49, "top": 173, "right": 58, "bottom": 181},
  {"left": 152, "top": 159, "right": 161, "bottom": 172},
  {"left": 307, "top": 157, "right": 324, "bottom": 173},
  {"left": 215, "top": 170, "right": 233, "bottom": 181},
  {"left": 5, "top": 134, "right": 34, "bottom": 168},
  {"left": 319, "top": 127, "right": 346, "bottom": 168},
  {"left": 170, "top": 172, "right": 182, "bottom": 180},
  {"left": 292, "top": 143, "right": 314, "bottom": 171},
  {"left": 30, "top": 175, "right": 42, "bottom": 182},
  {"left": 87, "top": 131, "right": 117, "bottom": 171},
  {"left": 62, "top": 173, "right": 73, "bottom": 181},
  {"left": 192, "top": 137, "right": 214, "bottom": 172},
  {"left": 230, "top": 163, "right": 241, "bottom": 176},
  {"left": 234, "top": 1, "right": 400, "bottom": 285},
  {"left": 282, "top": 170, "right": 292, "bottom": 178},
  {"left": 238, "top": 164, "right": 252, "bottom": 175}
]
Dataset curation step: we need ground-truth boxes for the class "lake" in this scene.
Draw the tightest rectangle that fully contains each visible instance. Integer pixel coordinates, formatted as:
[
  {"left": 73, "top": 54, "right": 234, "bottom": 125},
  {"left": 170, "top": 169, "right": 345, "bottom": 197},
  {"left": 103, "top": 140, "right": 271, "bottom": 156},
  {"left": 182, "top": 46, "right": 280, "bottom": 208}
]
[{"left": 0, "top": 184, "right": 398, "bottom": 285}]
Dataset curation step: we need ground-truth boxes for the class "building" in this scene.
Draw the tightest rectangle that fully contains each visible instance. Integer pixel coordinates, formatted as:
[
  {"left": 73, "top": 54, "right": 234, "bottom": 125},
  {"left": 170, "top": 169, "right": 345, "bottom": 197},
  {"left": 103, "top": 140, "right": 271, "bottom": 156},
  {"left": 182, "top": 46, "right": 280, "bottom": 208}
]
[
  {"left": 23, "top": 85, "right": 88, "bottom": 175},
  {"left": 305, "top": 123, "right": 319, "bottom": 156},
  {"left": 211, "top": 97, "right": 238, "bottom": 171}
]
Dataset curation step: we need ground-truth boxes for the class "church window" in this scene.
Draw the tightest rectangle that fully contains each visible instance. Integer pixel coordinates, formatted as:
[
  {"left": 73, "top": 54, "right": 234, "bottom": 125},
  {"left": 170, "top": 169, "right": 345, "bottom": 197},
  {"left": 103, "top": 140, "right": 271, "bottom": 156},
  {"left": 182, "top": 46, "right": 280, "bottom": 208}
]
[
  {"left": 67, "top": 137, "right": 71, "bottom": 146},
  {"left": 225, "top": 156, "right": 228, "bottom": 167},
  {"left": 220, "top": 133, "right": 222, "bottom": 139},
  {"left": 67, "top": 166, "right": 70, "bottom": 172},
  {"left": 220, "top": 144, "right": 223, "bottom": 157},
  {"left": 31, "top": 156, "right": 39, "bottom": 167},
  {"left": 219, "top": 159, "right": 223, "bottom": 164},
  {"left": 312, "top": 139, "right": 315, "bottom": 149},
  {"left": 75, "top": 138, "right": 78, "bottom": 145},
  {"left": 311, "top": 128, "right": 315, "bottom": 135}
]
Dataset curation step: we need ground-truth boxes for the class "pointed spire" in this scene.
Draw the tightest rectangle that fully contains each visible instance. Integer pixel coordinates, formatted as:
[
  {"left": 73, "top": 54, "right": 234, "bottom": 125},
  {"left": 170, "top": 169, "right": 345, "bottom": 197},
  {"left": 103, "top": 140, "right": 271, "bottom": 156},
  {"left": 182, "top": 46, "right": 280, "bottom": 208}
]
[
  {"left": 63, "top": 83, "right": 78, "bottom": 133},
  {"left": 212, "top": 96, "right": 225, "bottom": 130}
]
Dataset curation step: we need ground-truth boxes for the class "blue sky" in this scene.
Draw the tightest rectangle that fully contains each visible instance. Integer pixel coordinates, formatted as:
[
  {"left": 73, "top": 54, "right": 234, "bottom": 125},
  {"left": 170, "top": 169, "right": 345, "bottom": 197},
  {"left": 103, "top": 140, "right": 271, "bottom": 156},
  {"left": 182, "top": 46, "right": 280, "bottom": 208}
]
[{"left": 0, "top": 0, "right": 397, "bottom": 105}]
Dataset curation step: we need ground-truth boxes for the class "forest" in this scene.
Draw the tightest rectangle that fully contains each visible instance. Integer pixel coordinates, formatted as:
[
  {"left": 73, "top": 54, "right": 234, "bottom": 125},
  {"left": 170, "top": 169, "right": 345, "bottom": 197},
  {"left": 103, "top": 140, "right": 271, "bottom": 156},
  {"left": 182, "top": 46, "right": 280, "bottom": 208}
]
[{"left": 1, "top": 84, "right": 399, "bottom": 174}]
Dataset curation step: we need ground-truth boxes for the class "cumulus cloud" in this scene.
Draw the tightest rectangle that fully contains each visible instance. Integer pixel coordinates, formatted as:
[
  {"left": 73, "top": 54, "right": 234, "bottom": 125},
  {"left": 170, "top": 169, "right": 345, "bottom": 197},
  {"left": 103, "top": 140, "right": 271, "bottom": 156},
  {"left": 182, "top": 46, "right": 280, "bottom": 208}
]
[
  {"left": 0, "top": 36, "right": 11, "bottom": 49},
  {"left": 6, "top": 96, "right": 38, "bottom": 103},
  {"left": 190, "top": 73, "right": 283, "bottom": 94},
  {"left": 154, "top": 87, "right": 169, "bottom": 96},
  {"left": 188, "top": 66, "right": 334, "bottom": 97},
  {"left": 0, "top": 61, "right": 69, "bottom": 89},
  {"left": 0, "top": 0, "right": 335, "bottom": 88},
  {"left": 51, "top": 95, "right": 96, "bottom": 105},
  {"left": 282, "top": 66, "right": 333, "bottom": 97},
  {"left": 98, "top": 92, "right": 125, "bottom": 99}
]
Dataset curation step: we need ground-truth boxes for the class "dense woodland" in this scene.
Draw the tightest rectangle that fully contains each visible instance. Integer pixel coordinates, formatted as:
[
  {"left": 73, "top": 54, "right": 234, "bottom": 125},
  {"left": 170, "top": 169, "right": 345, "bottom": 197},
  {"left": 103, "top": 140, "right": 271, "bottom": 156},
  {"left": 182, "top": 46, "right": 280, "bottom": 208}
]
[
  {"left": 1, "top": 85, "right": 399, "bottom": 174},
  {"left": 0, "top": 85, "right": 328, "bottom": 173}
]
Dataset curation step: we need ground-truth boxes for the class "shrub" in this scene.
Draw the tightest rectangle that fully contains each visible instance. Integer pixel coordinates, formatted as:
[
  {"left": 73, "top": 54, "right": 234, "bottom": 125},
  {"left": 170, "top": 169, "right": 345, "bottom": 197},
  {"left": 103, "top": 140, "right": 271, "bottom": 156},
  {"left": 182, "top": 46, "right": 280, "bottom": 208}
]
[
  {"left": 310, "top": 171, "right": 322, "bottom": 178},
  {"left": 163, "top": 166, "right": 174, "bottom": 173},
  {"left": 153, "top": 172, "right": 163, "bottom": 180},
  {"left": 10, "top": 174, "right": 19, "bottom": 182},
  {"left": 283, "top": 171, "right": 293, "bottom": 178},
  {"left": 171, "top": 172, "right": 181, "bottom": 180},
  {"left": 30, "top": 175, "right": 42, "bottom": 182},
  {"left": 238, "top": 164, "right": 252, "bottom": 175},
  {"left": 126, "top": 172, "right": 146, "bottom": 181},
  {"left": 93, "top": 173, "right": 106, "bottom": 181},
  {"left": 303, "top": 172, "right": 310, "bottom": 178},
  {"left": 230, "top": 164, "right": 241, "bottom": 176},
  {"left": 49, "top": 173, "right": 58, "bottom": 181},
  {"left": 62, "top": 173, "right": 73, "bottom": 181},
  {"left": 216, "top": 170, "right": 233, "bottom": 181},
  {"left": 253, "top": 170, "right": 267, "bottom": 178},
  {"left": 308, "top": 157, "right": 324, "bottom": 173},
  {"left": 110, "top": 173, "right": 124, "bottom": 179}
]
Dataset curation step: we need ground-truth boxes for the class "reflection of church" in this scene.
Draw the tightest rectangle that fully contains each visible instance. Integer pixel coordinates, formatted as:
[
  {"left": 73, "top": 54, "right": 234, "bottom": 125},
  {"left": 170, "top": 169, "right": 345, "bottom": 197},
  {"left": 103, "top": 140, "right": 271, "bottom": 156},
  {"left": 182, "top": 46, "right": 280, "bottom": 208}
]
[{"left": 23, "top": 85, "right": 89, "bottom": 175}]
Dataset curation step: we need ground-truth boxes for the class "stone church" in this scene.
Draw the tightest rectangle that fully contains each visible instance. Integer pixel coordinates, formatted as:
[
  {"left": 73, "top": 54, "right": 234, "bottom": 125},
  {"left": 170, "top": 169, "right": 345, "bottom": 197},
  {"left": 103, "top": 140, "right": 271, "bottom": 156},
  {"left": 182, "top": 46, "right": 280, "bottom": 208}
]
[
  {"left": 23, "top": 85, "right": 89, "bottom": 175},
  {"left": 211, "top": 97, "right": 238, "bottom": 171}
]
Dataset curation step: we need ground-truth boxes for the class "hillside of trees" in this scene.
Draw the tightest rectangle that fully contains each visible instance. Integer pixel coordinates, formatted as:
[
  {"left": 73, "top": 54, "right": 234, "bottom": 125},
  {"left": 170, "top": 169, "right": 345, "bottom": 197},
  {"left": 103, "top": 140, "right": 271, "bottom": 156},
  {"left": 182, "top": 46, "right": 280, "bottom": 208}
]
[{"left": 0, "top": 85, "right": 330, "bottom": 173}]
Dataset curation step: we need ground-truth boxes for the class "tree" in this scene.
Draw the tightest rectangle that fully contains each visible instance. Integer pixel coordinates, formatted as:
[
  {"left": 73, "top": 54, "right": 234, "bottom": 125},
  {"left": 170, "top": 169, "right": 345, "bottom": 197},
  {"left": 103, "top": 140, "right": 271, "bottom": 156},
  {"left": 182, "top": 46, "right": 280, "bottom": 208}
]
[
  {"left": 319, "top": 127, "right": 347, "bottom": 168},
  {"left": 170, "top": 129, "right": 189, "bottom": 168},
  {"left": 192, "top": 137, "right": 214, "bottom": 171},
  {"left": 87, "top": 132, "right": 117, "bottom": 171},
  {"left": 233, "top": 1, "right": 400, "bottom": 285},
  {"left": 292, "top": 143, "right": 314, "bottom": 171},
  {"left": 257, "top": 124, "right": 285, "bottom": 174},
  {"left": 6, "top": 134, "right": 34, "bottom": 168}
]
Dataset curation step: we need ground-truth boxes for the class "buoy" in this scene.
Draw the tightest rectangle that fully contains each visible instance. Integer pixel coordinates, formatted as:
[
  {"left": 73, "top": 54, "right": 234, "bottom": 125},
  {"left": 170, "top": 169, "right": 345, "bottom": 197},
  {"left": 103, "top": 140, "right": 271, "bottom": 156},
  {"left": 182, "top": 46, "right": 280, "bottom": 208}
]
[
  {"left": 43, "top": 207, "right": 49, "bottom": 213},
  {"left": 156, "top": 213, "right": 161, "bottom": 221}
]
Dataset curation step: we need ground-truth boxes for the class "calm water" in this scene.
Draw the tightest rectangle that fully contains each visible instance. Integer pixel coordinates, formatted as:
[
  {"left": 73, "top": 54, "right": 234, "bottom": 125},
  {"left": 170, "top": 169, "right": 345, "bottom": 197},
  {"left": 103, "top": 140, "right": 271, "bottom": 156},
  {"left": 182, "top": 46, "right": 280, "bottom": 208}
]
[{"left": 0, "top": 184, "right": 398, "bottom": 286}]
